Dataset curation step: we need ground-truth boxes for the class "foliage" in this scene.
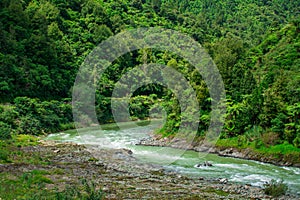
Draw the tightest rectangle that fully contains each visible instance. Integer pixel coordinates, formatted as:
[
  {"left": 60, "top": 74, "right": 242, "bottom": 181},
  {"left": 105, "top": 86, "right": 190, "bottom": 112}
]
[
  {"left": 0, "top": 0, "right": 299, "bottom": 153},
  {"left": 0, "top": 148, "right": 10, "bottom": 162},
  {"left": 0, "top": 121, "right": 11, "bottom": 139},
  {"left": 261, "top": 132, "right": 281, "bottom": 147},
  {"left": 13, "top": 134, "right": 39, "bottom": 147},
  {"left": 0, "top": 134, "right": 40, "bottom": 164},
  {"left": 0, "top": 170, "right": 104, "bottom": 200},
  {"left": 263, "top": 179, "right": 288, "bottom": 197},
  {"left": 293, "top": 134, "right": 300, "bottom": 148},
  {"left": 0, "top": 97, "right": 74, "bottom": 136},
  {"left": 30, "top": 179, "right": 105, "bottom": 200}
]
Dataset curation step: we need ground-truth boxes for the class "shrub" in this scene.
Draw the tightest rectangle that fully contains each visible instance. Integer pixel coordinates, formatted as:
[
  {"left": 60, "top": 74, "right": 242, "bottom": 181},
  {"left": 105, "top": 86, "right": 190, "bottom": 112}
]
[
  {"left": 0, "top": 122, "right": 12, "bottom": 139},
  {"left": 129, "top": 95, "right": 155, "bottom": 120},
  {"left": 264, "top": 179, "right": 288, "bottom": 197},
  {"left": 293, "top": 135, "right": 300, "bottom": 148},
  {"left": 13, "top": 134, "right": 39, "bottom": 147},
  {"left": 0, "top": 105, "right": 18, "bottom": 128},
  {"left": 11, "top": 97, "right": 74, "bottom": 135},
  {"left": 261, "top": 132, "right": 281, "bottom": 147},
  {"left": 59, "top": 102, "right": 73, "bottom": 124},
  {"left": 244, "top": 125, "right": 263, "bottom": 142},
  {"left": 16, "top": 115, "right": 42, "bottom": 135},
  {"left": 284, "top": 125, "right": 296, "bottom": 144},
  {"left": 0, "top": 148, "right": 10, "bottom": 162},
  {"left": 271, "top": 113, "right": 287, "bottom": 136},
  {"left": 237, "top": 135, "right": 248, "bottom": 147},
  {"left": 14, "top": 97, "right": 39, "bottom": 116},
  {"left": 254, "top": 139, "right": 264, "bottom": 149}
]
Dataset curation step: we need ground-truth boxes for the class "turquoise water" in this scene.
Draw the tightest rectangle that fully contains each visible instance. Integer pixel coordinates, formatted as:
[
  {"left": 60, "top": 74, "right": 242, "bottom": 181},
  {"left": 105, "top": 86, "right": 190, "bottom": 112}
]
[{"left": 45, "top": 121, "right": 300, "bottom": 195}]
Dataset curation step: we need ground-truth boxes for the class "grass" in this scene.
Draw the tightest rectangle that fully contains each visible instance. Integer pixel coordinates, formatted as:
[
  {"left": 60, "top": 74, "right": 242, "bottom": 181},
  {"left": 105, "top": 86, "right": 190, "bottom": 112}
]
[
  {"left": 264, "top": 179, "right": 288, "bottom": 197},
  {"left": 0, "top": 170, "right": 52, "bottom": 199},
  {"left": 216, "top": 137, "right": 300, "bottom": 153},
  {"left": 216, "top": 137, "right": 240, "bottom": 148},
  {"left": 255, "top": 142, "right": 300, "bottom": 154},
  {"left": 13, "top": 134, "right": 40, "bottom": 147},
  {"left": 0, "top": 170, "right": 104, "bottom": 200},
  {"left": 203, "top": 187, "right": 230, "bottom": 196},
  {"left": 216, "top": 137, "right": 300, "bottom": 164},
  {"left": 0, "top": 134, "right": 51, "bottom": 165}
]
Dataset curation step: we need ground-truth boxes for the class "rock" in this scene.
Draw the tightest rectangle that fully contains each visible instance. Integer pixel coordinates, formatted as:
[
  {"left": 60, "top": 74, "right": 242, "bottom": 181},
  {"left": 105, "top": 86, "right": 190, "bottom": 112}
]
[
  {"left": 204, "top": 161, "right": 213, "bottom": 167},
  {"left": 195, "top": 161, "right": 213, "bottom": 168},
  {"left": 95, "top": 161, "right": 104, "bottom": 167},
  {"left": 53, "top": 149, "right": 60, "bottom": 153},
  {"left": 219, "top": 178, "right": 228, "bottom": 184},
  {"left": 195, "top": 163, "right": 201, "bottom": 168},
  {"left": 124, "top": 149, "right": 133, "bottom": 155},
  {"left": 115, "top": 148, "right": 133, "bottom": 156}
]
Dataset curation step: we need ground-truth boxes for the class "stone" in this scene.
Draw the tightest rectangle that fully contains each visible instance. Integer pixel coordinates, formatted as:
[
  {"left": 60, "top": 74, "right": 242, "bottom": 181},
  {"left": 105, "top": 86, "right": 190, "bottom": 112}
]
[{"left": 219, "top": 178, "right": 228, "bottom": 184}]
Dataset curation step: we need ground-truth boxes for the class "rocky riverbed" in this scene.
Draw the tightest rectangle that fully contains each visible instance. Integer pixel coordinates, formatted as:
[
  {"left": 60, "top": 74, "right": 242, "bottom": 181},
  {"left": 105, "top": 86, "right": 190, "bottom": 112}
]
[
  {"left": 0, "top": 140, "right": 298, "bottom": 199},
  {"left": 137, "top": 133, "right": 300, "bottom": 168}
]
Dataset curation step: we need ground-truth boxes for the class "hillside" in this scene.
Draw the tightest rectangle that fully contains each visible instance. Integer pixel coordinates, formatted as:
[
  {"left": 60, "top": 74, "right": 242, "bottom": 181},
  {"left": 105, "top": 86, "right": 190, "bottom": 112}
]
[{"left": 0, "top": 0, "right": 299, "bottom": 168}]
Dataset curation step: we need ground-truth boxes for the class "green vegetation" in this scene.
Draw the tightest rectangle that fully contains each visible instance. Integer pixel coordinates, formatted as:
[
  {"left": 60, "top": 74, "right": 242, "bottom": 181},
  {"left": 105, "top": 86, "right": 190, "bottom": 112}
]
[
  {"left": 0, "top": 135, "right": 105, "bottom": 199},
  {"left": 0, "top": 171, "right": 105, "bottom": 200},
  {"left": 203, "top": 188, "right": 230, "bottom": 197},
  {"left": 264, "top": 179, "right": 288, "bottom": 197},
  {"left": 216, "top": 137, "right": 300, "bottom": 164},
  {"left": 0, "top": 97, "right": 74, "bottom": 138},
  {"left": 0, "top": 0, "right": 299, "bottom": 164},
  {"left": 0, "top": 134, "right": 41, "bottom": 164},
  {"left": 0, "top": 170, "right": 51, "bottom": 199}
]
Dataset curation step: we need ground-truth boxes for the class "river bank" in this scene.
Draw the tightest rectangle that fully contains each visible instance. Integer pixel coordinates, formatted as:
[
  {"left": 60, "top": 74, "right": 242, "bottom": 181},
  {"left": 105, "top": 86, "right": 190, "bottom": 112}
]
[
  {"left": 137, "top": 133, "right": 300, "bottom": 168},
  {"left": 1, "top": 138, "right": 297, "bottom": 199}
]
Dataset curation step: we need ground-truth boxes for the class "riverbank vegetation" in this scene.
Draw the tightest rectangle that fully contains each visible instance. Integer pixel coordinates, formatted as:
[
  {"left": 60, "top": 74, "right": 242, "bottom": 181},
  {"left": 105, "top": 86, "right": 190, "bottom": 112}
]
[
  {"left": 264, "top": 179, "right": 288, "bottom": 197},
  {"left": 0, "top": 0, "right": 299, "bottom": 166}
]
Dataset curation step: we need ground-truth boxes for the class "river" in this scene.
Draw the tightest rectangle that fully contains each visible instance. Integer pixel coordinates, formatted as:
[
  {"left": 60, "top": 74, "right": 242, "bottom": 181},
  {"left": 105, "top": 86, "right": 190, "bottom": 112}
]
[{"left": 45, "top": 121, "right": 300, "bottom": 195}]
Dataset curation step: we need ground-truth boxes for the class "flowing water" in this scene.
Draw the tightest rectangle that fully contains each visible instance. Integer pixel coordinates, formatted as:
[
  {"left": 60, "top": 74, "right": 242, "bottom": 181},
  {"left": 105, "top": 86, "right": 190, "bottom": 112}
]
[{"left": 46, "top": 121, "right": 300, "bottom": 195}]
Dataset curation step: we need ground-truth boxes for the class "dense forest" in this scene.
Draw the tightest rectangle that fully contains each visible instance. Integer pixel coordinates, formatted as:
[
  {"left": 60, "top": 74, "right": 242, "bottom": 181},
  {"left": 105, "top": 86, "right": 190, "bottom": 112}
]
[{"left": 0, "top": 0, "right": 299, "bottom": 157}]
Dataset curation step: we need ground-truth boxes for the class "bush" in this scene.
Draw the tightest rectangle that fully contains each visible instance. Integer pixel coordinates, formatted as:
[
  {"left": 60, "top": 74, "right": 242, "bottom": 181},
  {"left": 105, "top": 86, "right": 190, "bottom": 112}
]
[
  {"left": 284, "top": 125, "right": 297, "bottom": 144},
  {"left": 254, "top": 139, "right": 264, "bottom": 149},
  {"left": 129, "top": 95, "right": 155, "bottom": 120},
  {"left": 237, "top": 135, "right": 248, "bottom": 147},
  {"left": 264, "top": 179, "right": 288, "bottom": 197},
  {"left": 0, "top": 122, "right": 12, "bottom": 139},
  {"left": 271, "top": 113, "right": 287, "bottom": 136},
  {"left": 0, "top": 105, "right": 18, "bottom": 128},
  {"left": 5, "top": 97, "right": 75, "bottom": 135},
  {"left": 59, "top": 102, "right": 73, "bottom": 124},
  {"left": 0, "top": 148, "right": 10, "bottom": 162},
  {"left": 16, "top": 115, "right": 42, "bottom": 135},
  {"left": 244, "top": 125, "right": 263, "bottom": 142},
  {"left": 261, "top": 132, "right": 281, "bottom": 147},
  {"left": 14, "top": 97, "right": 39, "bottom": 116},
  {"left": 293, "top": 135, "right": 300, "bottom": 148},
  {"left": 13, "top": 134, "right": 39, "bottom": 147}
]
